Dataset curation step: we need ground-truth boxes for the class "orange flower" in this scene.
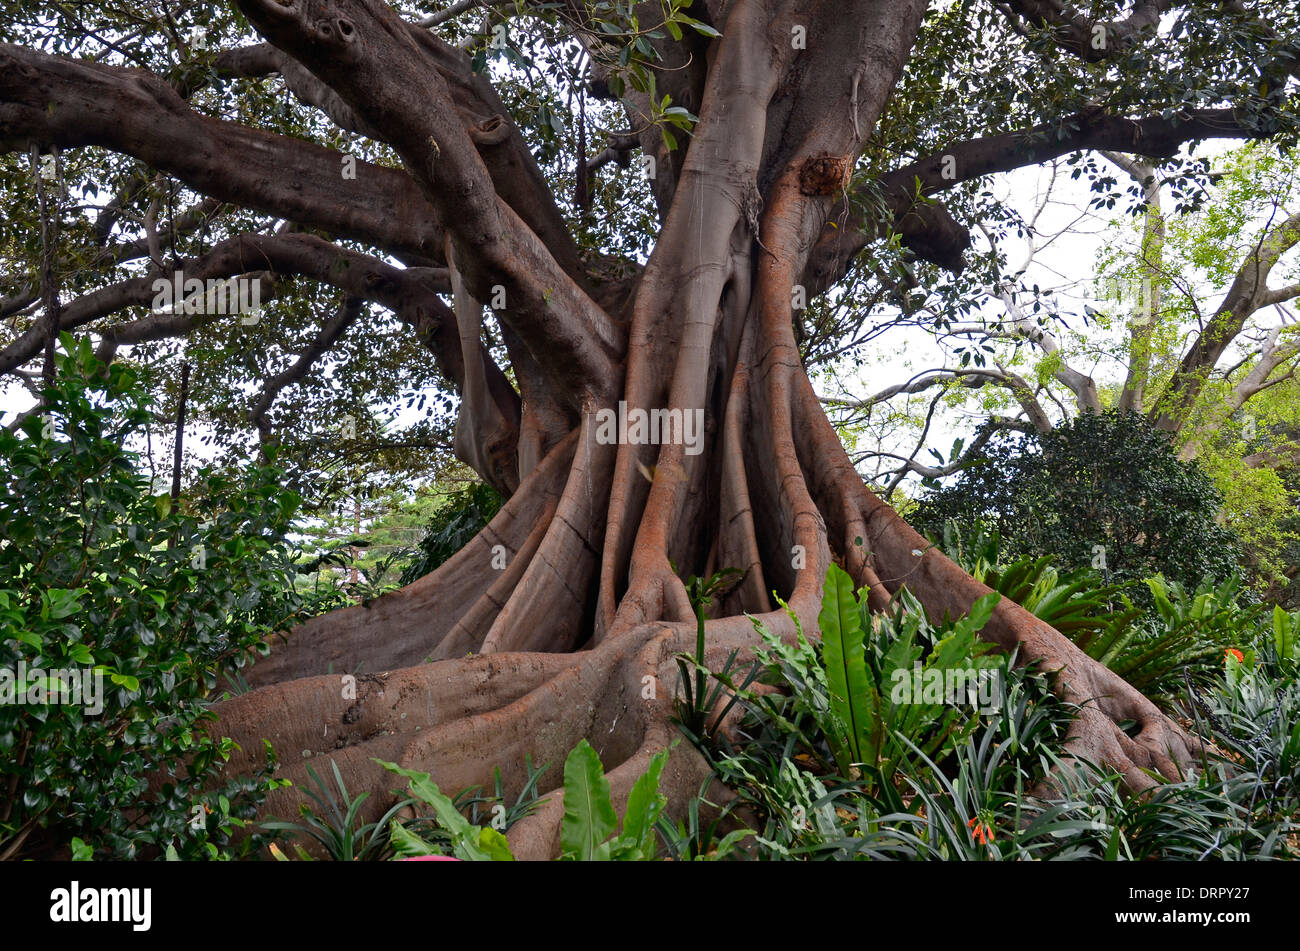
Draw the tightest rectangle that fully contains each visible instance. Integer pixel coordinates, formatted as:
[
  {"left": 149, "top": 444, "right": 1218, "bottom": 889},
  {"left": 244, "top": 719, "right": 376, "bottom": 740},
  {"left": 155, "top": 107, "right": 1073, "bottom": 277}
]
[
  {"left": 967, "top": 816, "right": 994, "bottom": 845},
  {"left": 1225, "top": 648, "right": 1244, "bottom": 664}
]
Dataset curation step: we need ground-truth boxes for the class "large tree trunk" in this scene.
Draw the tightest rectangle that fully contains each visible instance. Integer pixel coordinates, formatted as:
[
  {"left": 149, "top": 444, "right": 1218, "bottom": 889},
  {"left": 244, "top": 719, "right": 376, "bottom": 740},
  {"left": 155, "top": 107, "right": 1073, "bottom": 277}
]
[{"left": 204, "top": 0, "right": 1201, "bottom": 858}]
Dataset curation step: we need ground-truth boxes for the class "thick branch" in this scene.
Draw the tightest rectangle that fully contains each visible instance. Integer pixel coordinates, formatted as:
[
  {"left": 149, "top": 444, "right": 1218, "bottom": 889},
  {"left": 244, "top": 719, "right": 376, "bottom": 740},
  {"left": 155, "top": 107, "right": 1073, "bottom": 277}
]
[
  {"left": 1101, "top": 151, "right": 1165, "bottom": 414},
  {"left": 996, "top": 0, "right": 1176, "bottom": 61},
  {"left": 235, "top": 0, "right": 622, "bottom": 406},
  {"left": 0, "top": 234, "right": 451, "bottom": 376},
  {"left": 0, "top": 43, "right": 444, "bottom": 261},
  {"left": 805, "top": 107, "right": 1263, "bottom": 293}
]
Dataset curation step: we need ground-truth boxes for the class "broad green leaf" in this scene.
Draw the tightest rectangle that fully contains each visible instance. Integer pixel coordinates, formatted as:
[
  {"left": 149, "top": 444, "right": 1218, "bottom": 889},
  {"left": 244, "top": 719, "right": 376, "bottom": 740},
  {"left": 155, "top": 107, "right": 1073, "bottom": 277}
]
[
  {"left": 388, "top": 818, "right": 440, "bottom": 858},
  {"left": 376, "top": 760, "right": 495, "bottom": 861},
  {"left": 560, "top": 739, "right": 617, "bottom": 860},
  {"left": 476, "top": 827, "right": 515, "bottom": 861},
  {"left": 620, "top": 748, "right": 668, "bottom": 858},
  {"left": 1274, "top": 605, "right": 1296, "bottom": 663}
]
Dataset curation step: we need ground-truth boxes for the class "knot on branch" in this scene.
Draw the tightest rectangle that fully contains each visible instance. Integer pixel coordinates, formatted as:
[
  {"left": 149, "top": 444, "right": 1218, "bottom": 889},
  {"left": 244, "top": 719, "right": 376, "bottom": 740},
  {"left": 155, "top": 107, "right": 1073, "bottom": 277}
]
[
  {"left": 799, "top": 153, "right": 851, "bottom": 196},
  {"left": 470, "top": 115, "right": 510, "bottom": 147}
]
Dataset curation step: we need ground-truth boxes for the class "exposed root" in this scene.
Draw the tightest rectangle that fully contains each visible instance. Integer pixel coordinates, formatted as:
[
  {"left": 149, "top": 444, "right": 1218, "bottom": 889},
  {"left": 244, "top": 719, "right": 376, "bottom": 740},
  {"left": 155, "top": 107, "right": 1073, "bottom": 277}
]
[
  {"left": 212, "top": 604, "right": 807, "bottom": 858},
  {"left": 239, "top": 431, "right": 577, "bottom": 688},
  {"left": 481, "top": 414, "right": 614, "bottom": 653},
  {"left": 717, "top": 359, "right": 772, "bottom": 616},
  {"left": 790, "top": 370, "right": 1204, "bottom": 790}
]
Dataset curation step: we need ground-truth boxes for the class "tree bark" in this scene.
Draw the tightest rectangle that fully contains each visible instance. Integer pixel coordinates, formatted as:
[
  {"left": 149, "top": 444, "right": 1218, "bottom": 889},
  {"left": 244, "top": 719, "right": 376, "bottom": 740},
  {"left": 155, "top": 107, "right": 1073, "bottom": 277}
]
[{"left": 192, "top": 0, "right": 1203, "bottom": 857}]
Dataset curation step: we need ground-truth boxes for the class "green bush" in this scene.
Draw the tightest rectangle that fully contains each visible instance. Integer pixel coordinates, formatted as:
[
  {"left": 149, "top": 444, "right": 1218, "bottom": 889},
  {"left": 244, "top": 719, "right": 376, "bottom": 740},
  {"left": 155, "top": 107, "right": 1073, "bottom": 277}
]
[
  {"left": 912, "top": 412, "right": 1243, "bottom": 601},
  {"left": 0, "top": 337, "right": 302, "bottom": 859}
]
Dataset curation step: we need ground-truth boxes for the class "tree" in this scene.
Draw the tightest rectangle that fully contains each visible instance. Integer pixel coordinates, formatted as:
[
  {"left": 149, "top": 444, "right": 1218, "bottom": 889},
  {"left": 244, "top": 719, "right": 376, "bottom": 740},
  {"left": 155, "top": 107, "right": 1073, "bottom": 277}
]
[
  {"left": 838, "top": 142, "right": 1300, "bottom": 594},
  {"left": 2, "top": 0, "right": 1298, "bottom": 857},
  {"left": 911, "top": 410, "right": 1243, "bottom": 596},
  {"left": 838, "top": 143, "right": 1300, "bottom": 478}
]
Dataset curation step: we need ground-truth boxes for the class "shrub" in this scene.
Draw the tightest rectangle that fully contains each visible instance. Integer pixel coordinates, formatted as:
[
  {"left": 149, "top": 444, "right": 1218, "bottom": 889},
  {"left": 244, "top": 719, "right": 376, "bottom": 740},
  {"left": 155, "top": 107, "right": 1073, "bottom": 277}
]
[
  {"left": 911, "top": 411, "right": 1243, "bottom": 599},
  {"left": 0, "top": 338, "right": 300, "bottom": 859}
]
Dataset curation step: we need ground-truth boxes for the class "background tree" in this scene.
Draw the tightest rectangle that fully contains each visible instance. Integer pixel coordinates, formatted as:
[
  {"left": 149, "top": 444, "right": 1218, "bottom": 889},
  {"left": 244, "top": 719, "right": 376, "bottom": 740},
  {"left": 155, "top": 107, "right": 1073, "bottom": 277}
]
[
  {"left": 2, "top": 0, "right": 1298, "bottom": 856},
  {"left": 911, "top": 410, "right": 1243, "bottom": 597},
  {"left": 845, "top": 141, "right": 1300, "bottom": 597}
]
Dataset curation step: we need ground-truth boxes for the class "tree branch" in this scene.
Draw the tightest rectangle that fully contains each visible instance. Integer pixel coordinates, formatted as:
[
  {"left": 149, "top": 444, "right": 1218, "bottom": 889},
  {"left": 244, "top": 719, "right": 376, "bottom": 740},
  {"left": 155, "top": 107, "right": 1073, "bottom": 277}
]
[
  {"left": 1152, "top": 207, "right": 1300, "bottom": 430},
  {"left": 1101, "top": 150, "right": 1165, "bottom": 413},
  {"left": 248, "top": 296, "right": 365, "bottom": 440},
  {"left": 0, "top": 43, "right": 444, "bottom": 262},
  {"left": 0, "top": 234, "right": 448, "bottom": 375},
  {"left": 235, "top": 0, "right": 622, "bottom": 406},
  {"left": 995, "top": 0, "right": 1178, "bottom": 61},
  {"left": 805, "top": 107, "right": 1264, "bottom": 292}
]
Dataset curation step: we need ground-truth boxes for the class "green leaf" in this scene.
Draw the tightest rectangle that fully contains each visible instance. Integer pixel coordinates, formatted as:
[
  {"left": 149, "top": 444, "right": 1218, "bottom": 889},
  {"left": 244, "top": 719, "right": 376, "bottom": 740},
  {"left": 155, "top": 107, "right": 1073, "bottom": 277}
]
[
  {"left": 44, "top": 588, "right": 83, "bottom": 620},
  {"left": 560, "top": 739, "right": 618, "bottom": 860},
  {"left": 817, "top": 563, "right": 872, "bottom": 772},
  {"left": 681, "top": 16, "right": 721, "bottom": 38},
  {"left": 619, "top": 748, "right": 668, "bottom": 858},
  {"left": 475, "top": 826, "right": 515, "bottom": 861},
  {"left": 388, "top": 818, "right": 441, "bottom": 858},
  {"left": 376, "top": 760, "right": 498, "bottom": 861},
  {"left": 1274, "top": 605, "right": 1296, "bottom": 663}
]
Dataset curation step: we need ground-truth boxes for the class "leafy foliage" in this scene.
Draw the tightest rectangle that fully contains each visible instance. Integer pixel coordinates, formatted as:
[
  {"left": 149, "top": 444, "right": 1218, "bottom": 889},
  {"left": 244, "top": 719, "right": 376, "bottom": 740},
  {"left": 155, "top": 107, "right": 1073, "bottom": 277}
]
[
  {"left": 378, "top": 760, "right": 516, "bottom": 861},
  {"left": 700, "top": 566, "right": 1020, "bottom": 837},
  {"left": 687, "top": 563, "right": 1300, "bottom": 860},
  {"left": 398, "top": 482, "right": 503, "bottom": 585},
  {"left": 913, "top": 411, "right": 1244, "bottom": 602},
  {"left": 559, "top": 738, "right": 667, "bottom": 861},
  {"left": 673, "top": 567, "right": 744, "bottom": 740},
  {"left": 940, "top": 522, "right": 1265, "bottom": 705},
  {"left": 812, "top": 564, "right": 1003, "bottom": 781},
  {"left": 0, "top": 338, "right": 299, "bottom": 859},
  {"left": 376, "top": 738, "right": 671, "bottom": 861},
  {"left": 259, "top": 759, "right": 418, "bottom": 861}
]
